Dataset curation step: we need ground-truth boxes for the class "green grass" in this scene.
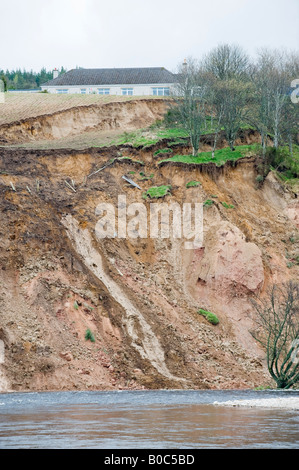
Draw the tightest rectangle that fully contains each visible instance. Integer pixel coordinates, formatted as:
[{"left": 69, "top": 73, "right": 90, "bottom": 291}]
[
  {"left": 221, "top": 201, "right": 235, "bottom": 209},
  {"left": 198, "top": 309, "right": 219, "bottom": 325},
  {"left": 254, "top": 385, "right": 272, "bottom": 390},
  {"left": 167, "top": 139, "right": 188, "bottom": 147},
  {"left": 110, "top": 127, "right": 189, "bottom": 150},
  {"left": 203, "top": 199, "right": 214, "bottom": 207},
  {"left": 153, "top": 148, "right": 173, "bottom": 156},
  {"left": 158, "top": 145, "right": 259, "bottom": 167},
  {"left": 110, "top": 130, "right": 160, "bottom": 148},
  {"left": 157, "top": 128, "right": 189, "bottom": 140},
  {"left": 143, "top": 185, "right": 171, "bottom": 199},
  {"left": 186, "top": 180, "right": 202, "bottom": 188}
]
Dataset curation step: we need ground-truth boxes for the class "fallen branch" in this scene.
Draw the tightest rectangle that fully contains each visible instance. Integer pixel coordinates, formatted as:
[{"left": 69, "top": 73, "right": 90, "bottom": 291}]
[
  {"left": 87, "top": 159, "right": 116, "bottom": 178},
  {"left": 65, "top": 180, "right": 76, "bottom": 192},
  {"left": 122, "top": 175, "right": 142, "bottom": 190}
]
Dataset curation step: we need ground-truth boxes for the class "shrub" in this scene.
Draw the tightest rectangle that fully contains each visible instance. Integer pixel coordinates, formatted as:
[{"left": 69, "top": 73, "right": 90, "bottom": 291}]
[
  {"left": 250, "top": 282, "right": 299, "bottom": 389},
  {"left": 198, "top": 308, "right": 219, "bottom": 325},
  {"left": 85, "top": 329, "right": 95, "bottom": 342}
]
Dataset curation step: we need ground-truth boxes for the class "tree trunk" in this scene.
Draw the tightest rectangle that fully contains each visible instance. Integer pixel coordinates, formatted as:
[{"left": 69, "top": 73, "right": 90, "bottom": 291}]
[{"left": 288, "top": 133, "right": 293, "bottom": 158}]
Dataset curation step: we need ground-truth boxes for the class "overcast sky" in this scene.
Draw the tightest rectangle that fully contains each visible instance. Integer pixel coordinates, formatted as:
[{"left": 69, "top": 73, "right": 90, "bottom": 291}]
[{"left": 1, "top": 0, "right": 298, "bottom": 72}]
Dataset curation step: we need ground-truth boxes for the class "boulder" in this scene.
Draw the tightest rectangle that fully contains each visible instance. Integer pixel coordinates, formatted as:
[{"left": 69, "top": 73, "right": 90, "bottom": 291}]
[{"left": 197, "top": 221, "right": 264, "bottom": 294}]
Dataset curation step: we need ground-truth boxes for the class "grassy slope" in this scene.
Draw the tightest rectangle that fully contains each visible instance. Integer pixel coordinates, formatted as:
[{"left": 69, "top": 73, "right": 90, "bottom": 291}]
[{"left": 158, "top": 145, "right": 260, "bottom": 166}]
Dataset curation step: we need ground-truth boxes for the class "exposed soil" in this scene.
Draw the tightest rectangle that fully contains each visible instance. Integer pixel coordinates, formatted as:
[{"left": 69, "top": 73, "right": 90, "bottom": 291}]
[
  {"left": 0, "top": 101, "right": 298, "bottom": 393},
  {"left": 0, "top": 98, "right": 169, "bottom": 145}
]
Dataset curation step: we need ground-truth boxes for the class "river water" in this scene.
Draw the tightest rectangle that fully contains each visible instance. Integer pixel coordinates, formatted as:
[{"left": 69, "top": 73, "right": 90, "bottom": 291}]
[{"left": 0, "top": 389, "right": 298, "bottom": 449}]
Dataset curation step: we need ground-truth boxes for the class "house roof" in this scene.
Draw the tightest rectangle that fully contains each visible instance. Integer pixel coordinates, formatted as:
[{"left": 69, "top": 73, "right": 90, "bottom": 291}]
[{"left": 42, "top": 67, "right": 176, "bottom": 87}]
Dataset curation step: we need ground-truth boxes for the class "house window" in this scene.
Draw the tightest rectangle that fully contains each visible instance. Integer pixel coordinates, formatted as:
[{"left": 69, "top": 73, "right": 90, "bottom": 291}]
[
  {"left": 98, "top": 88, "right": 110, "bottom": 95},
  {"left": 152, "top": 87, "right": 170, "bottom": 96},
  {"left": 81, "top": 89, "right": 87, "bottom": 94},
  {"left": 57, "top": 89, "right": 68, "bottom": 94},
  {"left": 122, "top": 88, "right": 133, "bottom": 96}
]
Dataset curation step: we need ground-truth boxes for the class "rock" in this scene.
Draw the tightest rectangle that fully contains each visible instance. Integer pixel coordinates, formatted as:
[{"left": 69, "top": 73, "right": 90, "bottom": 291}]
[
  {"left": 196, "top": 221, "right": 264, "bottom": 294},
  {"left": 59, "top": 351, "right": 73, "bottom": 362},
  {"left": 78, "top": 369, "right": 90, "bottom": 375}
]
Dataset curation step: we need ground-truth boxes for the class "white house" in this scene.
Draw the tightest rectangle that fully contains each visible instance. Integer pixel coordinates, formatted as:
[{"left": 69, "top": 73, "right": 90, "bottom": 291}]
[{"left": 41, "top": 67, "right": 176, "bottom": 96}]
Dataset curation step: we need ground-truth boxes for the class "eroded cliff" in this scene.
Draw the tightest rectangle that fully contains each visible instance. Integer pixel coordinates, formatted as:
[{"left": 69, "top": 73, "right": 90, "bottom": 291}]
[{"left": 0, "top": 139, "right": 298, "bottom": 392}]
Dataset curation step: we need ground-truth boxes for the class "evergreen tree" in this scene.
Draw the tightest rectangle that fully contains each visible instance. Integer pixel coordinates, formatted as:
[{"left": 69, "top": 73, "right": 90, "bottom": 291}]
[{"left": 0, "top": 67, "right": 66, "bottom": 90}]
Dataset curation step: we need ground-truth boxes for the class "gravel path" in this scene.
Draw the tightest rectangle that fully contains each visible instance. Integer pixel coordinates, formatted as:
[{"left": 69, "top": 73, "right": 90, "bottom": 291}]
[{"left": 214, "top": 397, "right": 299, "bottom": 410}]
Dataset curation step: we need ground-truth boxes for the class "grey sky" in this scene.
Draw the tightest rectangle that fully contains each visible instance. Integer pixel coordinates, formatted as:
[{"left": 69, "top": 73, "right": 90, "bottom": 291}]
[{"left": 1, "top": 0, "right": 298, "bottom": 72}]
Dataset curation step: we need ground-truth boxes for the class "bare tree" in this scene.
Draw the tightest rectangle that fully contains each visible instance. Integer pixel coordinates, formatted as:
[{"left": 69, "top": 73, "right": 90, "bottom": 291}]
[
  {"left": 251, "top": 281, "right": 299, "bottom": 389},
  {"left": 279, "top": 51, "right": 299, "bottom": 156},
  {"left": 202, "top": 43, "right": 250, "bottom": 81},
  {"left": 247, "top": 63, "right": 272, "bottom": 156},
  {"left": 280, "top": 96, "right": 299, "bottom": 158},
  {"left": 249, "top": 49, "right": 299, "bottom": 154},
  {"left": 202, "top": 44, "right": 252, "bottom": 151},
  {"left": 213, "top": 79, "right": 252, "bottom": 151},
  {"left": 168, "top": 46, "right": 298, "bottom": 159},
  {"left": 171, "top": 58, "right": 208, "bottom": 156}
]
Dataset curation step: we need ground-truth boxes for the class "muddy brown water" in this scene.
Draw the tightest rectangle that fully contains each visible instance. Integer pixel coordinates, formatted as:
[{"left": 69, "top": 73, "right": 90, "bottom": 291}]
[{"left": 0, "top": 389, "right": 298, "bottom": 449}]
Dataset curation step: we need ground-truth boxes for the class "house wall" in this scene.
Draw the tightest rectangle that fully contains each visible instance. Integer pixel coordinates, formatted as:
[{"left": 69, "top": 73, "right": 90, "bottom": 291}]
[{"left": 40, "top": 83, "right": 174, "bottom": 95}]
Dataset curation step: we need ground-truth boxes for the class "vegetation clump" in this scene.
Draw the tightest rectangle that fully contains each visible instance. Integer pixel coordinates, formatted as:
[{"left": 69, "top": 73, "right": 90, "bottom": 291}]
[
  {"left": 203, "top": 199, "right": 214, "bottom": 207},
  {"left": 158, "top": 145, "right": 255, "bottom": 166},
  {"left": 153, "top": 148, "right": 173, "bottom": 156},
  {"left": 85, "top": 329, "right": 95, "bottom": 343},
  {"left": 198, "top": 309, "right": 219, "bottom": 325},
  {"left": 221, "top": 201, "right": 235, "bottom": 209},
  {"left": 139, "top": 171, "right": 154, "bottom": 181},
  {"left": 186, "top": 180, "right": 202, "bottom": 188},
  {"left": 143, "top": 185, "right": 171, "bottom": 199}
]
